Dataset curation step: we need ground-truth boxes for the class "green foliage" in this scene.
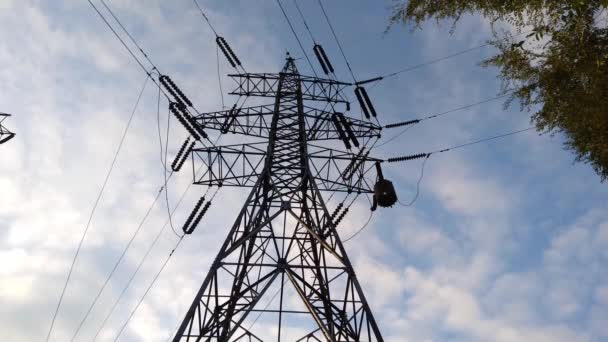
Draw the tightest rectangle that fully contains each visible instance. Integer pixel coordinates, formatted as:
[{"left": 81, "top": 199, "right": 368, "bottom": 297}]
[{"left": 391, "top": 0, "right": 608, "bottom": 181}]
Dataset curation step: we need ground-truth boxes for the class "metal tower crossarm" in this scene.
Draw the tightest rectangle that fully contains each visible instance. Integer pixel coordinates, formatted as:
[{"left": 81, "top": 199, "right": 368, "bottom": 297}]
[
  {"left": 191, "top": 143, "right": 380, "bottom": 193},
  {"left": 173, "top": 57, "right": 384, "bottom": 341},
  {"left": 0, "top": 113, "right": 15, "bottom": 145},
  {"left": 193, "top": 104, "right": 381, "bottom": 141},
  {"left": 228, "top": 72, "right": 352, "bottom": 104}
]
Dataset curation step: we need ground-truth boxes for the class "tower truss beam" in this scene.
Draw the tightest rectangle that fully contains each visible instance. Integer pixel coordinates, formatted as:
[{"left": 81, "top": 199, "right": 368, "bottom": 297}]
[{"left": 229, "top": 73, "right": 351, "bottom": 104}]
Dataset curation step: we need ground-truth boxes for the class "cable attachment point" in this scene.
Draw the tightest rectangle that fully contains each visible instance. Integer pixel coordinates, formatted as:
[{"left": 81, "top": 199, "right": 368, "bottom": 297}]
[
  {"left": 221, "top": 103, "right": 240, "bottom": 134},
  {"left": 313, "top": 44, "right": 335, "bottom": 75},
  {"left": 334, "top": 207, "right": 349, "bottom": 227},
  {"left": 336, "top": 113, "right": 360, "bottom": 148},
  {"left": 170, "top": 103, "right": 201, "bottom": 140},
  {"left": 170, "top": 103, "right": 208, "bottom": 140},
  {"left": 355, "top": 76, "right": 384, "bottom": 86},
  {"left": 170, "top": 102, "right": 208, "bottom": 140},
  {"left": 387, "top": 153, "right": 431, "bottom": 163},
  {"left": 216, "top": 36, "right": 242, "bottom": 69},
  {"left": 182, "top": 196, "right": 206, "bottom": 235},
  {"left": 342, "top": 147, "right": 366, "bottom": 180},
  {"left": 160, "top": 75, "right": 193, "bottom": 107},
  {"left": 331, "top": 202, "right": 344, "bottom": 220},
  {"left": 331, "top": 113, "right": 351, "bottom": 150},
  {"left": 182, "top": 198, "right": 213, "bottom": 235},
  {"left": 385, "top": 119, "right": 421, "bottom": 129},
  {"left": 171, "top": 138, "right": 195, "bottom": 172},
  {"left": 344, "top": 149, "right": 370, "bottom": 181},
  {"left": 188, "top": 201, "right": 212, "bottom": 235},
  {"left": 354, "top": 86, "right": 377, "bottom": 119}
]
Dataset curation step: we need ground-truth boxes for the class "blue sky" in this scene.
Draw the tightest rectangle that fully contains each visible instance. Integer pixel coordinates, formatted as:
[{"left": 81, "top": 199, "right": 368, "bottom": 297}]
[{"left": 0, "top": 0, "right": 607, "bottom": 341}]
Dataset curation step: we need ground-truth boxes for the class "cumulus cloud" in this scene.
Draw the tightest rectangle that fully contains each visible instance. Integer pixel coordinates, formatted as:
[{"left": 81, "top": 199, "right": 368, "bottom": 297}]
[{"left": 1, "top": 1, "right": 607, "bottom": 342}]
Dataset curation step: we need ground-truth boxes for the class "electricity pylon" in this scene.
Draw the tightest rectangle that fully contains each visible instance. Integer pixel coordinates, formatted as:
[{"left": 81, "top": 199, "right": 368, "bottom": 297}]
[
  {"left": 170, "top": 56, "right": 389, "bottom": 341},
  {"left": 0, "top": 113, "right": 15, "bottom": 144}
]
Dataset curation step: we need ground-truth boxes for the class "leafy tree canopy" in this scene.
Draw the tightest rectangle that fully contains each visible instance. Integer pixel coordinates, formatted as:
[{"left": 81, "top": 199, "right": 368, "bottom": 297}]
[{"left": 390, "top": 0, "right": 608, "bottom": 181}]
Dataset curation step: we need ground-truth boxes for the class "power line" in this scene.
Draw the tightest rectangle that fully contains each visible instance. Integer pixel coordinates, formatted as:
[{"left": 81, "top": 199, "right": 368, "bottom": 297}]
[
  {"left": 191, "top": 0, "right": 219, "bottom": 37},
  {"left": 89, "top": 0, "right": 219, "bottom": 150},
  {"left": 384, "top": 92, "right": 514, "bottom": 129},
  {"left": 216, "top": 44, "right": 226, "bottom": 110},
  {"left": 112, "top": 236, "right": 185, "bottom": 342},
  {"left": 86, "top": 0, "right": 150, "bottom": 76},
  {"left": 359, "top": 31, "right": 531, "bottom": 86},
  {"left": 378, "top": 92, "right": 514, "bottom": 148},
  {"left": 343, "top": 211, "right": 374, "bottom": 243},
  {"left": 91, "top": 182, "right": 210, "bottom": 341},
  {"left": 398, "top": 154, "right": 430, "bottom": 207},
  {"left": 69, "top": 180, "right": 171, "bottom": 341},
  {"left": 293, "top": 0, "right": 316, "bottom": 44},
  {"left": 375, "top": 122, "right": 418, "bottom": 148},
  {"left": 276, "top": 0, "right": 319, "bottom": 76},
  {"left": 317, "top": 0, "right": 357, "bottom": 83},
  {"left": 99, "top": 0, "right": 158, "bottom": 71},
  {"left": 386, "top": 126, "right": 536, "bottom": 163},
  {"left": 45, "top": 75, "right": 149, "bottom": 342},
  {"left": 112, "top": 187, "right": 222, "bottom": 341},
  {"left": 431, "top": 127, "right": 535, "bottom": 154}
]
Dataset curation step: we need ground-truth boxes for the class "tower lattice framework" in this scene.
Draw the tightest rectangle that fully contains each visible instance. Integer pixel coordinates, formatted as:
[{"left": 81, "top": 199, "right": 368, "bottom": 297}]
[
  {"left": 173, "top": 57, "right": 384, "bottom": 341},
  {"left": 0, "top": 113, "right": 15, "bottom": 144}
]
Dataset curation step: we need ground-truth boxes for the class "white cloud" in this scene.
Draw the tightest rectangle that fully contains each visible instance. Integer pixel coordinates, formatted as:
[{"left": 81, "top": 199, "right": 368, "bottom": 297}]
[{"left": 1, "top": 1, "right": 607, "bottom": 342}]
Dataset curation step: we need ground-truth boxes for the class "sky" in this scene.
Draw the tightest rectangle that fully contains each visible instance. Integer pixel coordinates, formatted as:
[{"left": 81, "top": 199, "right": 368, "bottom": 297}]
[{"left": 0, "top": 0, "right": 607, "bottom": 341}]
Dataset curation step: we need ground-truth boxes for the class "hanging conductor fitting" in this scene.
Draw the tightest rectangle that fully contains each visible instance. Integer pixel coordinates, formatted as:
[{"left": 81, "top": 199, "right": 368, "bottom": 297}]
[
  {"left": 189, "top": 201, "right": 212, "bottom": 234},
  {"left": 333, "top": 207, "right": 349, "bottom": 227},
  {"left": 169, "top": 102, "right": 208, "bottom": 140},
  {"left": 331, "top": 113, "right": 352, "bottom": 150},
  {"left": 336, "top": 112, "right": 360, "bottom": 148},
  {"left": 354, "top": 86, "right": 377, "bottom": 119},
  {"left": 342, "top": 147, "right": 366, "bottom": 178},
  {"left": 171, "top": 138, "right": 195, "bottom": 172},
  {"left": 387, "top": 153, "right": 430, "bottom": 163},
  {"left": 371, "top": 162, "right": 397, "bottom": 210},
  {"left": 220, "top": 104, "right": 240, "bottom": 134},
  {"left": 216, "top": 36, "right": 242, "bottom": 69},
  {"left": 331, "top": 202, "right": 344, "bottom": 220},
  {"left": 182, "top": 197, "right": 212, "bottom": 235},
  {"left": 170, "top": 103, "right": 200, "bottom": 141},
  {"left": 160, "top": 75, "right": 193, "bottom": 107},
  {"left": 313, "top": 44, "right": 335, "bottom": 75}
]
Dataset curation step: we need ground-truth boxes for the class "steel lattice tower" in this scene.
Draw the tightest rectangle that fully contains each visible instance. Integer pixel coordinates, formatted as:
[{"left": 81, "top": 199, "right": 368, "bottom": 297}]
[
  {"left": 0, "top": 113, "right": 15, "bottom": 144},
  {"left": 171, "top": 57, "right": 385, "bottom": 341}
]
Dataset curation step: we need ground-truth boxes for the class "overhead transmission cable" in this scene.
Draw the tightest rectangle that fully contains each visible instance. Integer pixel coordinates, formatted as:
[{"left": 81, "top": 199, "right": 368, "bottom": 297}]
[
  {"left": 45, "top": 76, "right": 149, "bottom": 342},
  {"left": 377, "top": 91, "right": 515, "bottom": 148},
  {"left": 276, "top": 0, "right": 319, "bottom": 76},
  {"left": 191, "top": 0, "right": 219, "bottom": 37},
  {"left": 91, "top": 183, "right": 212, "bottom": 341},
  {"left": 88, "top": 0, "right": 219, "bottom": 150},
  {"left": 68, "top": 177, "right": 177, "bottom": 341},
  {"left": 343, "top": 211, "right": 374, "bottom": 243},
  {"left": 345, "top": 127, "right": 534, "bottom": 243},
  {"left": 293, "top": 0, "right": 316, "bottom": 44},
  {"left": 386, "top": 127, "right": 535, "bottom": 164},
  {"left": 191, "top": 0, "right": 246, "bottom": 73},
  {"left": 398, "top": 154, "right": 430, "bottom": 207},
  {"left": 112, "top": 236, "right": 185, "bottom": 342},
  {"left": 359, "top": 30, "right": 532, "bottom": 87},
  {"left": 112, "top": 187, "right": 222, "bottom": 341},
  {"left": 317, "top": 0, "right": 357, "bottom": 83},
  {"left": 99, "top": 0, "right": 158, "bottom": 71}
]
